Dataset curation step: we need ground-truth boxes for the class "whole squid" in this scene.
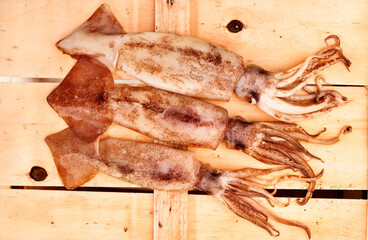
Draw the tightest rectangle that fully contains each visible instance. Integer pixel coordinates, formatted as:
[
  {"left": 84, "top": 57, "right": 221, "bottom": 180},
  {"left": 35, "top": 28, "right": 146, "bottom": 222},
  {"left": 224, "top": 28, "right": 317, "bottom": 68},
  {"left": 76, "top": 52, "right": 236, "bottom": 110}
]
[
  {"left": 56, "top": 4, "right": 351, "bottom": 122},
  {"left": 46, "top": 128, "right": 319, "bottom": 238},
  {"left": 47, "top": 55, "right": 351, "bottom": 205}
]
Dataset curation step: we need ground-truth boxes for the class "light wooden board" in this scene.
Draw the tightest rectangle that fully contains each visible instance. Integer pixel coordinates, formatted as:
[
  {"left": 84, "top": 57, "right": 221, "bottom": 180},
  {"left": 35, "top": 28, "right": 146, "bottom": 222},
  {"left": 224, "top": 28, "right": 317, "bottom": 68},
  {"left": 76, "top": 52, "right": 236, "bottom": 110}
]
[
  {"left": 0, "top": 189, "right": 366, "bottom": 240},
  {"left": 0, "top": 83, "right": 366, "bottom": 190},
  {"left": 1, "top": 0, "right": 367, "bottom": 85},
  {"left": 154, "top": 190, "right": 188, "bottom": 240},
  {"left": 153, "top": 1, "right": 190, "bottom": 239},
  {"left": 0, "top": 0, "right": 155, "bottom": 79}
]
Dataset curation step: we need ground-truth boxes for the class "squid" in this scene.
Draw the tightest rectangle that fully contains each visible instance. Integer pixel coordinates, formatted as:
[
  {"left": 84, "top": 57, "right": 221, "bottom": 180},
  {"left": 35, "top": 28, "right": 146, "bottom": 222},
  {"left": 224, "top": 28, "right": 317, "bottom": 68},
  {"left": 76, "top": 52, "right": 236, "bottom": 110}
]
[
  {"left": 47, "top": 54, "right": 351, "bottom": 205},
  {"left": 46, "top": 128, "right": 319, "bottom": 238},
  {"left": 55, "top": 4, "right": 351, "bottom": 122}
]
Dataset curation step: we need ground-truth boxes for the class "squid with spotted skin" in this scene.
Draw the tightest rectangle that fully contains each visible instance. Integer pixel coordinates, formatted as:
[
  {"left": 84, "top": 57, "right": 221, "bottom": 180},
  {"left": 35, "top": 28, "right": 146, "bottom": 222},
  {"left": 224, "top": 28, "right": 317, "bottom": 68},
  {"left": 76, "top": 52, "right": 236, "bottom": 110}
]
[
  {"left": 46, "top": 128, "right": 320, "bottom": 238},
  {"left": 56, "top": 4, "right": 351, "bottom": 122},
  {"left": 47, "top": 54, "right": 351, "bottom": 205}
]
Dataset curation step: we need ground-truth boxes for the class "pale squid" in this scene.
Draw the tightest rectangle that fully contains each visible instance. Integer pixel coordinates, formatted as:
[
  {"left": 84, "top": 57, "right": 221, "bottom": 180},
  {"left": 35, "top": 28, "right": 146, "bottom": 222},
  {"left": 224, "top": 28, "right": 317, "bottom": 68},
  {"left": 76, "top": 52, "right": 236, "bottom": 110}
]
[
  {"left": 56, "top": 4, "right": 351, "bottom": 122},
  {"left": 47, "top": 54, "right": 351, "bottom": 205},
  {"left": 46, "top": 128, "right": 319, "bottom": 238}
]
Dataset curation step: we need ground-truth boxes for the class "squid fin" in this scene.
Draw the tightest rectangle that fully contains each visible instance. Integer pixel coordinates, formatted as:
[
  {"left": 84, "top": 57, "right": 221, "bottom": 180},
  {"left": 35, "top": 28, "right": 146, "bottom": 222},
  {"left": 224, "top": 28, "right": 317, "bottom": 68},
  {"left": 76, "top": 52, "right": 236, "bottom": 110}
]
[
  {"left": 56, "top": 4, "right": 124, "bottom": 71},
  {"left": 51, "top": 4, "right": 123, "bottom": 142},
  {"left": 45, "top": 128, "right": 98, "bottom": 190},
  {"left": 78, "top": 4, "right": 124, "bottom": 35},
  {"left": 47, "top": 56, "right": 114, "bottom": 142}
]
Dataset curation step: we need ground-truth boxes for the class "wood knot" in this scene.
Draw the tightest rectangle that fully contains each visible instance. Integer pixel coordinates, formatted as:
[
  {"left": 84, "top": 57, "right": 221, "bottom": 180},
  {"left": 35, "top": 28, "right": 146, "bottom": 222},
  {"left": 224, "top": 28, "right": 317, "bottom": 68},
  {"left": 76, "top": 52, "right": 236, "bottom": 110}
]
[
  {"left": 29, "top": 166, "right": 48, "bottom": 181},
  {"left": 226, "top": 20, "right": 244, "bottom": 33}
]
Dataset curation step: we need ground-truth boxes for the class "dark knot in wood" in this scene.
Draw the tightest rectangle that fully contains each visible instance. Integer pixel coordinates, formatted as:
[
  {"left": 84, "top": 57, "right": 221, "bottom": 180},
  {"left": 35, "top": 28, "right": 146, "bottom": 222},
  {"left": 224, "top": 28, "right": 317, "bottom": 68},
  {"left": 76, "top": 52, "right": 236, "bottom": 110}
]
[
  {"left": 226, "top": 20, "right": 244, "bottom": 33},
  {"left": 29, "top": 166, "right": 48, "bottom": 181}
]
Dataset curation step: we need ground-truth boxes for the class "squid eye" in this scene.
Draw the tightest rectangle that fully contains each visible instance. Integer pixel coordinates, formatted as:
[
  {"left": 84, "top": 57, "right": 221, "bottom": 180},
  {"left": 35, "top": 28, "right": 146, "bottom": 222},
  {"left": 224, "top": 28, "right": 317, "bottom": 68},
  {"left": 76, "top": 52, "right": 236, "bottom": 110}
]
[{"left": 248, "top": 96, "right": 257, "bottom": 104}]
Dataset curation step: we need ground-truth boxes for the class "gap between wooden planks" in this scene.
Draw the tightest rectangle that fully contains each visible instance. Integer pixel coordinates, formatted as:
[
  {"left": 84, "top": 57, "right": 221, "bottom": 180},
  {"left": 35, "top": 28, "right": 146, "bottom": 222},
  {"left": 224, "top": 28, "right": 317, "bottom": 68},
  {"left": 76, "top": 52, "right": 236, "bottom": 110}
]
[
  {"left": 0, "top": 189, "right": 366, "bottom": 240},
  {"left": 153, "top": 1, "right": 190, "bottom": 239}
]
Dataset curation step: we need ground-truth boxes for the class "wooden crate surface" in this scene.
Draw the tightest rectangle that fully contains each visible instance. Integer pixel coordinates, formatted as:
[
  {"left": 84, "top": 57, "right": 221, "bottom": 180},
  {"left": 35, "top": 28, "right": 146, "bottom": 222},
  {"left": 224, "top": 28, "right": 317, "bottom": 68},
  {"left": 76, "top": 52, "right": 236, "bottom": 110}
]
[
  {"left": 0, "top": 189, "right": 366, "bottom": 240},
  {"left": 0, "top": 0, "right": 367, "bottom": 239}
]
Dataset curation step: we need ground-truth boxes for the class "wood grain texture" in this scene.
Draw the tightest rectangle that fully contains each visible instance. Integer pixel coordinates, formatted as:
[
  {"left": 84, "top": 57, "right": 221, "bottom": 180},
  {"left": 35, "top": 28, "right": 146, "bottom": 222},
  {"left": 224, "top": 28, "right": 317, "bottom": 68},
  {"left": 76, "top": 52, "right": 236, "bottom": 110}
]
[
  {"left": 0, "top": 83, "right": 366, "bottom": 190},
  {"left": 155, "top": 0, "right": 190, "bottom": 35},
  {"left": 154, "top": 190, "right": 188, "bottom": 240},
  {"left": 1, "top": 0, "right": 367, "bottom": 85},
  {"left": 0, "top": 189, "right": 153, "bottom": 240},
  {"left": 0, "top": 0, "right": 155, "bottom": 79},
  {"left": 153, "top": 1, "right": 190, "bottom": 239},
  {"left": 0, "top": 189, "right": 366, "bottom": 240}
]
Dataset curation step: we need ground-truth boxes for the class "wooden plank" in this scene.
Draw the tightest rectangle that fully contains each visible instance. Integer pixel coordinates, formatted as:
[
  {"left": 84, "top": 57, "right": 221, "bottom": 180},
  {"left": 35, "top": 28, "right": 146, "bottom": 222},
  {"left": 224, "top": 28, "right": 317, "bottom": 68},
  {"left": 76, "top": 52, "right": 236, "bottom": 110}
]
[
  {"left": 0, "top": 189, "right": 366, "bottom": 240},
  {"left": 153, "top": 1, "right": 190, "bottom": 239},
  {"left": 154, "top": 190, "right": 188, "bottom": 240},
  {"left": 0, "top": 0, "right": 155, "bottom": 79},
  {"left": 0, "top": 83, "right": 366, "bottom": 190},
  {"left": 155, "top": 0, "right": 190, "bottom": 35},
  {"left": 0, "top": 189, "right": 153, "bottom": 240},
  {"left": 188, "top": 195, "right": 367, "bottom": 240},
  {"left": 1, "top": 0, "right": 367, "bottom": 85}
]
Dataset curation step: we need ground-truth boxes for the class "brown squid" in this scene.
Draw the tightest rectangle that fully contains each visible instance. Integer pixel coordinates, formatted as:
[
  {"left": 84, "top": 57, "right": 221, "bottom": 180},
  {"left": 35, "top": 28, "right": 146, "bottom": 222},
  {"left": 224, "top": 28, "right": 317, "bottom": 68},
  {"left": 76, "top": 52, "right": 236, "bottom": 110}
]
[
  {"left": 46, "top": 128, "right": 317, "bottom": 238},
  {"left": 55, "top": 4, "right": 351, "bottom": 122},
  {"left": 47, "top": 54, "right": 351, "bottom": 204}
]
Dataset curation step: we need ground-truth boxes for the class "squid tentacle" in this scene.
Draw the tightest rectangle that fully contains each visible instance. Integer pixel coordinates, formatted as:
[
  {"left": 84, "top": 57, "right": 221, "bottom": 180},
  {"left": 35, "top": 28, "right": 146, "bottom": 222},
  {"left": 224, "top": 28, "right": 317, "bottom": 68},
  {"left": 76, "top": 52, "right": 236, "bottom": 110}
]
[
  {"left": 257, "top": 144, "right": 318, "bottom": 205},
  {"left": 247, "top": 169, "right": 324, "bottom": 188},
  {"left": 226, "top": 190, "right": 281, "bottom": 207},
  {"left": 260, "top": 91, "right": 343, "bottom": 115},
  {"left": 260, "top": 121, "right": 353, "bottom": 145},
  {"left": 259, "top": 141, "right": 315, "bottom": 167},
  {"left": 288, "top": 152, "right": 318, "bottom": 205},
  {"left": 196, "top": 165, "right": 312, "bottom": 238},
  {"left": 273, "top": 44, "right": 338, "bottom": 81},
  {"left": 227, "top": 183, "right": 290, "bottom": 207},
  {"left": 259, "top": 121, "right": 327, "bottom": 138},
  {"left": 289, "top": 125, "right": 352, "bottom": 145},
  {"left": 258, "top": 98, "right": 338, "bottom": 122},
  {"left": 260, "top": 127, "right": 320, "bottom": 159},
  {"left": 221, "top": 193, "right": 281, "bottom": 237},
  {"left": 226, "top": 167, "right": 323, "bottom": 207},
  {"left": 262, "top": 136, "right": 321, "bottom": 162},
  {"left": 235, "top": 35, "right": 351, "bottom": 122},
  {"left": 248, "top": 147, "right": 302, "bottom": 169},
  {"left": 274, "top": 80, "right": 310, "bottom": 98},
  {"left": 273, "top": 47, "right": 337, "bottom": 86},
  {"left": 275, "top": 35, "right": 350, "bottom": 89},
  {"left": 224, "top": 118, "right": 351, "bottom": 204}
]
